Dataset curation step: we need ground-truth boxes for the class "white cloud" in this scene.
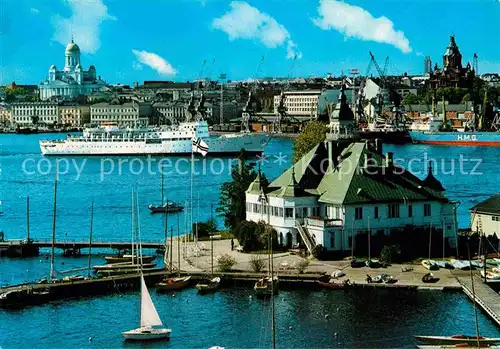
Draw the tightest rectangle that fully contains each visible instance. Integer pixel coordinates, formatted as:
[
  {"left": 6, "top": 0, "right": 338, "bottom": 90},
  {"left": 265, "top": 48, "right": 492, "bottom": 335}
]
[
  {"left": 212, "top": 1, "right": 301, "bottom": 59},
  {"left": 30, "top": 8, "right": 40, "bottom": 14},
  {"left": 132, "top": 49, "right": 177, "bottom": 76},
  {"left": 52, "top": 0, "right": 116, "bottom": 54},
  {"left": 132, "top": 61, "right": 143, "bottom": 71},
  {"left": 313, "top": 0, "right": 412, "bottom": 54}
]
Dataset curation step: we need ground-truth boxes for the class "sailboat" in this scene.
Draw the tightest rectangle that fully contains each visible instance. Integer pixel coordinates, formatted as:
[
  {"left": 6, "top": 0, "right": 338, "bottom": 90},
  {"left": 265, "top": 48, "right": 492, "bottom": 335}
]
[
  {"left": 195, "top": 232, "right": 220, "bottom": 294},
  {"left": 254, "top": 232, "right": 279, "bottom": 297},
  {"left": 148, "top": 170, "right": 184, "bottom": 214},
  {"left": 157, "top": 218, "right": 191, "bottom": 291},
  {"left": 122, "top": 190, "right": 171, "bottom": 341},
  {"left": 122, "top": 274, "right": 172, "bottom": 340}
]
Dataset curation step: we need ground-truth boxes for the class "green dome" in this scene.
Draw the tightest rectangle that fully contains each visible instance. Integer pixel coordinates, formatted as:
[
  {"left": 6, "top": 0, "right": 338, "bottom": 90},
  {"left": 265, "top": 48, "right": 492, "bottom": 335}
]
[{"left": 65, "top": 40, "right": 80, "bottom": 54}]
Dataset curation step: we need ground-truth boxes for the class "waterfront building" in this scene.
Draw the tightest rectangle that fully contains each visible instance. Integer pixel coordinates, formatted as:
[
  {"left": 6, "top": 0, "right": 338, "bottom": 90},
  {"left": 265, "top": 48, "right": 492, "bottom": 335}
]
[
  {"left": 136, "top": 81, "right": 192, "bottom": 101},
  {"left": 470, "top": 194, "right": 500, "bottom": 238},
  {"left": 39, "top": 39, "right": 106, "bottom": 101},
  {"left": 246, "top": 88, "right": 457, "bottom": 252},
  {"left": 59, "top": 105, "right": 90, "bottom": 127},
  {"left": 273, "top": 90, "right": 321, "bottom": 119},
  {"left": 428, "top": 36, "right": 475, "bottom": 89},
  {"left": 152, "top": 100, "right": 213, "bottom": 125},
  {"left": 11, "top": 102, "right": 59, "bottom": 126},
  {"left": 90, "top": 101, "right": 151, "bottom": 127},
  {"left": 0, "top": 104, "right": 11, "bottom": 125}
]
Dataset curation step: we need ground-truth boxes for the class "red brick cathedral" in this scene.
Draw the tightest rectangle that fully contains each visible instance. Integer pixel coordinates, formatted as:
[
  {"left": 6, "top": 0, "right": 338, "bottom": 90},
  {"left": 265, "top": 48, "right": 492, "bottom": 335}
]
[{"left": 429, "top": 35, "right": 475, "bottom": 89}]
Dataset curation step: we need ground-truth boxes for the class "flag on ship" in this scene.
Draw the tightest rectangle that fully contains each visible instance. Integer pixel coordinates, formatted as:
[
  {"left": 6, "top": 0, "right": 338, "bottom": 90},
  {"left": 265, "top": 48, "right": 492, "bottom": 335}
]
[{"left": 192, "top": 137, "right": 209, "bottom": 156}]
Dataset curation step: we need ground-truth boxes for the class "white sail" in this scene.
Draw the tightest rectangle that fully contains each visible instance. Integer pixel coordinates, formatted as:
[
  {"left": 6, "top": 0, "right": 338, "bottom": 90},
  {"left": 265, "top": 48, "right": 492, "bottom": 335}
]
[{"left": 140, "top": 275, "right": 163, "bottom": 328}]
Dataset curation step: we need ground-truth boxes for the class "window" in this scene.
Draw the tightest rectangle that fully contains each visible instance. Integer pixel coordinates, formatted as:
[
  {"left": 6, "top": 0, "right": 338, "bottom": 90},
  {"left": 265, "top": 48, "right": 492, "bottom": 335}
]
[
  {"left": 278, "top": 208, "right": 284, "bottom": 217},
  {"left": 492, "top": 216, "right": 500, "bottom": 222},
  {"left": 285, "top": 208, "right": 294, "bottom": 218},
  {"left": 408, "top": 205, "right": 413, "bottom": 218},
  {"left": 330, "top": 234, "right": 335, "bottom": 249},
  {"left": 335, "top": 207, "right": 340, "bottom": 218},
  {"left": 303, "top": 207, "right": 308, "bottom": 218},
  {"left": 374, "top": 206, "right": 379, "bottom": 219},
  {"left": 388, "top": 204, "right": 400, "bottom": 218},
  {"left": 355, "top": 207, "right": 363, "bottom": 220},
  {"left": 424, "top": 203, "right": 431, "bottom": 217}
]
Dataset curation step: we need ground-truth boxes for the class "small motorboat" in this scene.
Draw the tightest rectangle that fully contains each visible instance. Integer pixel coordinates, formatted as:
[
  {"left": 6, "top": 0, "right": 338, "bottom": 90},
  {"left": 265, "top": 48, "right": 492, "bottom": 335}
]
[
  {"left": 317, "top": 274, "right": 351, "bottom": 289},
  {"left": 414, "top": 334, "right": 500, "bottom": 345},
  {"left": 382, "top": 274, "right": 397, "bottom": 284},
  {"left": 370, "top": 274, "right": 384, "bottom": 283},
  {"left": 254, "top": 276, "right": 279, "bottom": 297},
  {"left": 104, "top": 255, "right": 156, "bottom": 264},
  {"left": 148, "top": 201, "right": 184, "bottom": 214},
  {"left": 350, "top": 260, "right": 365, "bottom": 268},
  {"left": 481, "top": 270, "right": 500, "bottom": 280},
  {"left": 156, "top": 276, "right": 192, "bottom": 291},
  {"left": 422, "top": 273, "right": 440, "bottom": 283},
  {"left": 93, "top": 262, "right": 156, "bottom": 271},
  {"left": 196, "top": 277, "right": 221, "bottom": 294},
  {"left": 421, "top": 260, "right": 439, "bottom": 271},
  {"left": 365, "top": 259, "right": 381, "bottom": 268}
]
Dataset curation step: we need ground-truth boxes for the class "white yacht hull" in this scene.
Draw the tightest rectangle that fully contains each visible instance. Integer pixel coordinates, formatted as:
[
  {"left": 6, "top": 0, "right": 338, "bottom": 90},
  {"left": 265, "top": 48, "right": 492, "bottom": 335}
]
[
  {"left": 122, "top": 327, "right": 171, "bottom": 340},
  {"left": 40, "top": 133, "right": 270, "bottom": 156}
]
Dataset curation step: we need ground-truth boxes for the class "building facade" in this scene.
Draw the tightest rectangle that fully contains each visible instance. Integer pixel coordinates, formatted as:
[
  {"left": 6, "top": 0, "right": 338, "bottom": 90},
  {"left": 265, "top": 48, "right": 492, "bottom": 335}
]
[
  {"left": 90, "top": 101, "right": 151, "bottom": 127},
  {"left": 39, "top": 39, "right": 106, "bottom": 101},
  {"left": 0, "top": 104, "right": 11, "bottom": 125},
  {"left": 246, "top": 90, "right": 456, "bottom": 253},
  {"left": 11, "top": 102, "right": 59, "bottom": 125},
  {"left": 470, "top": 194, "right": 500, "bottom": 238},
  {"left": 273, "top": 90, "right": 321, "bottom": 119},
  {"left": 59, "top": 105, "right": 90, "bottom": 127}
]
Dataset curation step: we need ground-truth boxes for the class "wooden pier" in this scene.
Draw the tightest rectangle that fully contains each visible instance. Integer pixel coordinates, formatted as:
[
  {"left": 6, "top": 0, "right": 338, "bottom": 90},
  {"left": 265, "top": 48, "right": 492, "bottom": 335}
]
[
  {"left": 0, "top": 239, "right": 164, "bottom": 257},
  {"left": 457, "top": 275, "right": 500, "bottom": 328}
]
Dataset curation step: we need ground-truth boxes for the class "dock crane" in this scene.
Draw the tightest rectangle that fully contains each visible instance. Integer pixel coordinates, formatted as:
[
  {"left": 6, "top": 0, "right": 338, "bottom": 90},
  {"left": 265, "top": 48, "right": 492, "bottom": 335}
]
[
  {"left": 274, "top": 54, "right": 300, "bottom": 133},
  {"left": 242, "top": 56, "right": 266, "bottom": 132}
]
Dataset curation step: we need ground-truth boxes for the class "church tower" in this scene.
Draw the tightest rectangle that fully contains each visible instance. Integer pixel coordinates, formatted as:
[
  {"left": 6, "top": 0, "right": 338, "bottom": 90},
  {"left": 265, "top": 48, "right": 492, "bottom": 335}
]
[
  {"left": 64, "top": 38, "right": 81, "bottom": 72},
  {"left": 443, "top": 35, "right": 462, "bottom": 69}
]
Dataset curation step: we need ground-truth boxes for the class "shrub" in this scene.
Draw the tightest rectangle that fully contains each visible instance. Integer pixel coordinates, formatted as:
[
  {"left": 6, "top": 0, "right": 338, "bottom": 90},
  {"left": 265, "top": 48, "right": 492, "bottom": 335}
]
[
  {"left": 233, "top": 220, "right": 262, "bottom": 251},
  {"left": 296, "top": 258, "right": 310, "bottom": 274},
  {"left": 250, "top": 255, "right": 266, "bottom": 273},
  {"left": 217, "top": 253, "right": 237, "bottom": 272},
  {"left": 193, "top": 218, "right": 217, "bottom": 239},
  {"left": 380, "top": 244, "right": 401, "bottom": 264}
]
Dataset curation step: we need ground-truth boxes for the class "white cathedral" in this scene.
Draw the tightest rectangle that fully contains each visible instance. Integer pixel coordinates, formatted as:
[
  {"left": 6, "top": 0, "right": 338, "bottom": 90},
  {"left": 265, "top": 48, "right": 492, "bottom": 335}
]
[{"left": 39, "top": 39, "right": 107, "bottom": 101}]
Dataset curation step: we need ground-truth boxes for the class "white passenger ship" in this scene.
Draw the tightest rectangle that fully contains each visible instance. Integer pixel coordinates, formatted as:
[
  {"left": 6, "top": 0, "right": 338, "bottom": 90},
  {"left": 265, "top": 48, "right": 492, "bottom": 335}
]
[{"left": 40, "top": 121, "right": 270, "bottom": 156}]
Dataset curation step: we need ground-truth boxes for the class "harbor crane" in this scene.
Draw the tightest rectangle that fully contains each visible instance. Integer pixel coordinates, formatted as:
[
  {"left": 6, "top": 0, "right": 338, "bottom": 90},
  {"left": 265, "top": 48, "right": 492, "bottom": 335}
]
[
  {"left": 274, "top": 54, "right": 301, "bottom": 133},
  {"left": 242, "top": 56, "right": 266, "bottom": 132}
]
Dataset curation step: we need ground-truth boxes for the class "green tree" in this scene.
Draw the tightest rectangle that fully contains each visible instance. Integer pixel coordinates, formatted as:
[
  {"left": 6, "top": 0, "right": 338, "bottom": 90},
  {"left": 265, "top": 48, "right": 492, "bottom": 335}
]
[
  {"left": 217, "top": 150, "right": 268, "bottom": 230},
  {"left": 292, "top": 120, "right": 327, "bottom": 163},
  {"left": 193, "top": 218, "right": 217, "bottom": 239},
  {"left": 402, "top": 93, "right": 419, "bottom": 105}
]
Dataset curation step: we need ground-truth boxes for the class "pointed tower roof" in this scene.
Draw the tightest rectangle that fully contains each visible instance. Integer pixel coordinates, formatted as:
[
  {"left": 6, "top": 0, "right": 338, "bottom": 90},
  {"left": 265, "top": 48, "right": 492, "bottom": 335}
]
[
  {"left": 246, "top": 164, "right": 264, "bottom": 194},
  {"left": 330, "top": 84, "right": 354, "bottom": 121},
  {"left": 272, "top": 165, "right": 305, "bottom": 198},
  {"left": 423, "top": 162, "right": 445, "bottom": 192}
]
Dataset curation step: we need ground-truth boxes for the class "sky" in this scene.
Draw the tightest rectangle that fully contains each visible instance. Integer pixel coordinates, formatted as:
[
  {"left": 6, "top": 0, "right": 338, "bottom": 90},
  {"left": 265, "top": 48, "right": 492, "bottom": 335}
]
[{"left": 0, "top": 0, "right": 499, "bottom": 85}]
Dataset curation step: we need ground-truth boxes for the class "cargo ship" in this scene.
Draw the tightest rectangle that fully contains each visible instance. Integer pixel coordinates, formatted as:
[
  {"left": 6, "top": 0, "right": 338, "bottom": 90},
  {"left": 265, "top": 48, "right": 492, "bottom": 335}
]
[{"left": 409, "top": 131, "right": 500, "bottom": 146}]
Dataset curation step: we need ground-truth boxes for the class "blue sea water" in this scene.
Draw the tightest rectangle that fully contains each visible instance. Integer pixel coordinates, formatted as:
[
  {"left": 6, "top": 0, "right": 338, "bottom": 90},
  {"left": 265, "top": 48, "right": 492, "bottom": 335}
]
[{"left": 0, "top": 134, "right": 499, "bottom": 348}]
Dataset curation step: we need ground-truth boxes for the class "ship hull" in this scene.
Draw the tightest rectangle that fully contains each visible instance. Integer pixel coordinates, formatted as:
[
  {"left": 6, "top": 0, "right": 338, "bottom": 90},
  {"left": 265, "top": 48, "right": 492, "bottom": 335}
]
[
  {"left": 358, "top": 130, "right": 411, "bottom": 145},
  {"left": 40, "top": 133, "right": 270, "bottom": 156},
  {"left": 409, "top": 131, "right": 500, "bottom": 146}
]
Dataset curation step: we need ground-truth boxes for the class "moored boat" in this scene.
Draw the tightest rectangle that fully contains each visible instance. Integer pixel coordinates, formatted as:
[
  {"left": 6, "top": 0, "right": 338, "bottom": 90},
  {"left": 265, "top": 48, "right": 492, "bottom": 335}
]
[
  {"left": 93, "top": 262, "right": 156, "bottom": 271},
  {"left": 254, "top": 276, "right": 279, "bottom": 297},
  {"left": 415, "top": 334, "right": 500, "bottom": 345},
  {"left": 422, "top": 273, "right": 440, "bottom": 283},
  {"left": 422, "top": 260, "right": 439, "bottom": 271},
  {"left": 148, "top": 201, "right": 184, "bottom": 214},
  {"left": 156, "top": 276, "right": 192, "bottom": 291},
  {"left": 104, "top": 255, "right": 156, "bottom": 264},
  {"left": 195, "top": 277, "right": 221, "bottom": 294},
  {"left": 409, "top": 130, "right": 500, "bottom": 146}
]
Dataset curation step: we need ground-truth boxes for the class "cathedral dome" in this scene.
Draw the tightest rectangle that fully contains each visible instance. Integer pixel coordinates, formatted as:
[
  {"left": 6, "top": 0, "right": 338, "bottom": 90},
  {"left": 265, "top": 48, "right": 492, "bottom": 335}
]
[{"left": 65, "top": 39, "right": 80, "bottom": 54}]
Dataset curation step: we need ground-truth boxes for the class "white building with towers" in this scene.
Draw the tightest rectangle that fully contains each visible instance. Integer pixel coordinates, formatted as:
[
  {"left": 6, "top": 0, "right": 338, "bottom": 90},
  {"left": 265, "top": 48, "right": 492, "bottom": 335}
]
[{"left": 39, "top": 38, "right": 106, "bottom": 101}]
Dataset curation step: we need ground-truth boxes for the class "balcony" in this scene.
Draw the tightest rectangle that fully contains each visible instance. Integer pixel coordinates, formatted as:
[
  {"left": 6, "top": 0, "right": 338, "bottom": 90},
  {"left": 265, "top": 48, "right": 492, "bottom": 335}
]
[{"left": 305, "top": 217, "right": 344, "bottom": 228}]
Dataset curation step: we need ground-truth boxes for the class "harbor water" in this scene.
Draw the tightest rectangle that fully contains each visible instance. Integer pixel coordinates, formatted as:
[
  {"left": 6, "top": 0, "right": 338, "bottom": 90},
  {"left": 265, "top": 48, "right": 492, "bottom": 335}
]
[{"left": 1, "top": 133, "right": 500, "bottom": 347}]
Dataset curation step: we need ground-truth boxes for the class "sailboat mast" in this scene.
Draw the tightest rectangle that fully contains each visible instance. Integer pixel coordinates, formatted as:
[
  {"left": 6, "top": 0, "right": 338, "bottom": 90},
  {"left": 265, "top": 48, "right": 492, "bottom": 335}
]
[
  {"left": 367, "top": 215, "right": 371, "bottom": 261},
  {"left": 466, "top": 238, "right": 481, "bottom": 348},
  {"left": 270, "top": 231, "right": 276, "bottom": 349},
  {"left": 26, "top": 196, "right": 30, "bottom": 241},
  {"left": 429, "top": 222, "right": 432, "bottom": 259},
  {"left": 87, "top": 200, "right": 94, "bottom": 278},
  {"left": 50, "top": 178, "right": 57, "bottom": 281},
  {"left": 136, "top": 191, "right": 143, "bottom": 270},
  {"left": 211, "top": 232, "right": 214, "bottom": 277},
  {"left": 131, "top": 190, "right": 135, "bottom": 265},
  {"left": 170, "top": 226, "right": 173, "bottom": 273},
  {"left": 177, "top": 213, "right": 181, "bottom": 275}
]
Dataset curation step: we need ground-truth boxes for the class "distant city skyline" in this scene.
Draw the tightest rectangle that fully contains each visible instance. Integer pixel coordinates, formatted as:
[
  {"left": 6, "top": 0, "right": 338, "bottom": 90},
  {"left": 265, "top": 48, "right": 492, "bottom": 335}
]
[{"left": 0, "top": 0, "right": 499, "bottom": 85}]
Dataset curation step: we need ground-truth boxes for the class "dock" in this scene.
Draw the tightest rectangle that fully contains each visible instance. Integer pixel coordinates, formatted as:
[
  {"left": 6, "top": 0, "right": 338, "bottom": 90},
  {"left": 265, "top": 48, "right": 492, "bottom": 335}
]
[
  {"left": 457, "top": 275, "right": 500, "bottom": 328},
  {"left": 0, "top": 239, "right": 164, "bottom": 257}
]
